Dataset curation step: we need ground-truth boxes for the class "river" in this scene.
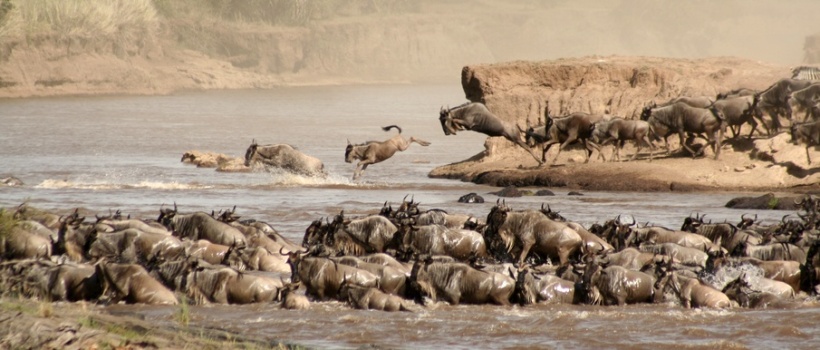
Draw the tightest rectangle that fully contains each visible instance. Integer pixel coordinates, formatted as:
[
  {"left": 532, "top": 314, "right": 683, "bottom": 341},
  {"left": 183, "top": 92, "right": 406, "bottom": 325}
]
[{"left": 1, "top": 84, "right": 816, "bottom": 349}]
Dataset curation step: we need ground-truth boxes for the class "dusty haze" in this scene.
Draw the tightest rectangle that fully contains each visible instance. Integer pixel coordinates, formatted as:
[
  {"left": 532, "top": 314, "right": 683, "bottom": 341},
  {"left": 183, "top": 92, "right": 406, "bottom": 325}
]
[
  {"left": 1, "top": 0, "right": 819, "bottom": 97},
  {"left": 428, "top": 0, "right": 819, "bottom": 67}
]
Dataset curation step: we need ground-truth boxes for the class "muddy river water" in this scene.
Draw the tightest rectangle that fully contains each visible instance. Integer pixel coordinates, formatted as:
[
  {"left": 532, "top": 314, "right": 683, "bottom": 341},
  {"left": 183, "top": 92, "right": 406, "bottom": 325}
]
[{"left": 1, "top": 84, "right": 817, "bottom": 349}]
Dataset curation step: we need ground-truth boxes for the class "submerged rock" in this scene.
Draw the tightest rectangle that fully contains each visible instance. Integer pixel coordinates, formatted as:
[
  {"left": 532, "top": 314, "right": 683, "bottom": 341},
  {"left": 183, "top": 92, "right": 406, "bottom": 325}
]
[
  {"left": 724, "top": 193, "right": 801, "bottom": 210},
  {"left": 458, "top": 193, "right": 485, "bottom": 203},
  {"left": 1, "top": 176, "right": 23, "bottom": 187}
]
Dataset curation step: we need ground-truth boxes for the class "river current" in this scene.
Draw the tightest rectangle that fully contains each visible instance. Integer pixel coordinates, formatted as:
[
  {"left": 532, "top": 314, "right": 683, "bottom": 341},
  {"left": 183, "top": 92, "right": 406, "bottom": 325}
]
[{"left": 1, "top": 84, "right": 816, "bottom": 349}]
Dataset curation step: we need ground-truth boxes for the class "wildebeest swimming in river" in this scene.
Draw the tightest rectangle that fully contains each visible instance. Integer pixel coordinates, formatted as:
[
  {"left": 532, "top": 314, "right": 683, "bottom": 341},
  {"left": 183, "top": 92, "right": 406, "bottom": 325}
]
[
  {"left": 345, "top": 125, "right": 431, "bottom": 180},
  {"left": 244, "top": 140, "right": 326, "bottom": 177},
  {"left": 439, "top": 102, "right": 543, "bottom": 165}
]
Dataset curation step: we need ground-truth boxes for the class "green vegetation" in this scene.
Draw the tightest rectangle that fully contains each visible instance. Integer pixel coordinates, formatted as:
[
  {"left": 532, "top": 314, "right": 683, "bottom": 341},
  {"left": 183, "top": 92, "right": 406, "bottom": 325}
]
[
  {"left": 767, "top": 196, "right": 779, "bottom": 209},
  {"left": 175, "top": 295, "right": 190, "bottom": 327},
  {"left": 0, "top": 208, "right": 16, "bottom": 240}
]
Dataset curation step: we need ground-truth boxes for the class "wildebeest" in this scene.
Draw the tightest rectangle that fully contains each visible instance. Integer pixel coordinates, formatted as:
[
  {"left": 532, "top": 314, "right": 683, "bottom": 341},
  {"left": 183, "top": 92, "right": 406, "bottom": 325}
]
[
  {"left": 721, "top": 273, "right": 786, "bottom": 309},
  {"left": 485, "top": 203, "right": 583, "bottom": 266},
  {"left": 711, "top": 95, "right": 765, "bottom": 139},
  {"left": 186, "top": 265, "right": 284, "bottom": 304},
  {"left": 789, "top": 120, "right": 820, "bottom": 164},
  {"left": 45, "top": 262, "right": 104, "bottom": 302},
  {"left": 525, "top": 108, "right": 604, "bottom": 165},
  {"left": 409, "top": 257, "right": 514, "bottom": 305},
  {"left": 345, "top": 125, "right": 431, "bottom": 180},
  {"left": 284, "top": 249, "right": 379, "bottom": 301},
  {"left": 339, "top": 281, "right": 411, "bottom": 312},
  {"left": 439, "top": 102, "right": 542, "bottom": 164},
  {"left": 592, "top": 117, "right": 655, "bottom": 162},
  {"left": 640, "top": 102, "right": 725, "bottom": 159},
  {"left": 96, "top": 260, "right": 178, "bottom": 305},
  {"left": 659, "top": 96, "right": 715, "bottom": 108},
  {"left": 331, "top": 256, "right": 407, "bottom": 296},
  {"left": 1, "top": 223, "right": 52, "bottom": 260},
  {"left": 157, "top": 204, "right": 247, "bottom": 247},
  {"left": 583, "top": 261, "right": 657, "bottom": 306},
  {"left": 244, "top": 140, "right": 326, "bottom": 177},
  {"left": 513, "top": 267, "right": 579, "bottom": 305},
  {"left": 756, "top": 78, "right": 815, "bottom": 132},
  {"left": 787, "top": 84, "right": 820, "bottom": 122},
  {"left": 395, "top": 223, "right": 488, "bottom": 262},
  {"left": 280, "top": 282, "right": 310, "bottom": 310},
  {"left": 320, "top": 211, "right": 398, "bottom": 256},
  {"left": 655, "top": 270, "right": 731, "bottom": 309},
  {"left": 415, "top": 209, "right": 475, "bottom": 230}
]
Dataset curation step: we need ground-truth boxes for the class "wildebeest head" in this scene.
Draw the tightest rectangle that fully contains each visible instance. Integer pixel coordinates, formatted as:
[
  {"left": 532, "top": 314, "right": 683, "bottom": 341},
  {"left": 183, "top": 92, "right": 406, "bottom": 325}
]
[
  {"left": 282, "top": 247, "right": 310, "bottom": 283},
  {"left": 439, "top": 106, "right": 459, "bottom": 136},
  {"left": 513, "top": 267, "right": 538, "bottom": 305},
  {"left": 737, "top": 213, "right": 758, "bottom": 230},
  {"left": 680, "top": 213, "right": 705, "bottom": 232},
  {"left": 639, "top": 102, "right": 657, "bottom": 121},
  {"left": 539, "top": 203, "right": 566, "bottom": 222},
  {"left": 157, "top": 203, "right": 178, "bottom": 230},
  {"left": 244, "top": 140, "right": 259, "bottom": 167},
  {"left": 344, "top": 140, "right": 359, "bottom": 163},
  {"left": 302, "top": 218, "right": 326, "bottom": 248}
]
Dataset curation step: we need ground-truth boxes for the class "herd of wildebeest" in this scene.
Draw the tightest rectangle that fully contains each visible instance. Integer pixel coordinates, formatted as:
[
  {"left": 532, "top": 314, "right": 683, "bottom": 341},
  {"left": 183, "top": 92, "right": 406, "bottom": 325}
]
[
  {"left": 3, "top": 69, "right": 820, "bottom": 314},
  {"left": 243, "top": 70, "right": 820, "bottom": 181},
  {"left": 1, "top": 191, "right": 819, "bottom": 311},
  {"left": 439, "top": 69, "right": 820, "bottom": 167}
]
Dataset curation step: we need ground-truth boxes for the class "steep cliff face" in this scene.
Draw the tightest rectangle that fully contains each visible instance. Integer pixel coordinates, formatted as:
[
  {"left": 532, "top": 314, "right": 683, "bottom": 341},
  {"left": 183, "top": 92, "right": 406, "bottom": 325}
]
[{"left": 460, "top": 56, "right": 787, "bottom": 126}]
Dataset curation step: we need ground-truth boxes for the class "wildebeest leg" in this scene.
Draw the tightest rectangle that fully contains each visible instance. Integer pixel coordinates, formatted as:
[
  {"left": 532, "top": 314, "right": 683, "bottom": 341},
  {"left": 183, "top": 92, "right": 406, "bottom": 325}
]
[
  {"left": 807, "top": 145, "right": 813, "bottom": 164},
  {"left": 639, "top": 136, "right": 655, "bottom": 162},
  {"left": 747, "top": 118, "right": 759, "bottom": 139},
  {"left": 551, "top": 136, "right": 579, "bottom": 165},
  {"left": 518, "top": 241, "right": 535, "bottom": 267},
  {"left": 678, "top": 130, "right": 699, "bottom": 158},
  {"left": 541, "top": 141, "right": 559, "bottom": 164},
  {"left": 713, "top": 129, "right": 723, "bottom": 160},
  {"left": 584, "top": 140, "right": 603, "bottom": 163},
  {"left": 353, "top": 162, "right": 370, "bottom": 180},
  {"left": 510, "top": 138, "right": 543, "bottom": 165},
  {"left": 409, "top": 137, "right": 431, "bottom": 147}
]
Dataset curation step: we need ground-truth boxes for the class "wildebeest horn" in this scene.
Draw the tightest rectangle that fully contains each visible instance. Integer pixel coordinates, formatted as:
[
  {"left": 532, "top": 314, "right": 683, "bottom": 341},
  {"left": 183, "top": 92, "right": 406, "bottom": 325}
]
[{"left": 347, "top": 139, "right": 351, "bottom": 145}]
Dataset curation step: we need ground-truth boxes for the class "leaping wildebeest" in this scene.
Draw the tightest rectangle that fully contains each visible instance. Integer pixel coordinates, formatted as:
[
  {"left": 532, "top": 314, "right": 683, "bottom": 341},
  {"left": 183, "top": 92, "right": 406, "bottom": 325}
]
[
  {"left": 345, "top": 125, "right": 430, "bottom": 180},
  {"left": 439, "top": 102, "right": 543, "bottom": 164}
]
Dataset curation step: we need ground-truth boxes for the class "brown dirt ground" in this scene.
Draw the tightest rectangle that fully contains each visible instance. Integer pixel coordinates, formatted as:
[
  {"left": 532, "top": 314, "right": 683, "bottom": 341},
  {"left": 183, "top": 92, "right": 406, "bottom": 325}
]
[{"left": 430, "top": 131, "right": 820, "bottom": 193}]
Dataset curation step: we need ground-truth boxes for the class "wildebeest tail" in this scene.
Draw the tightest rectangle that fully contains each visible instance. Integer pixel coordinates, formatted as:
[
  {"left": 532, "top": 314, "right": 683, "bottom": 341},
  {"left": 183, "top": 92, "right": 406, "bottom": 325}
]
[{"left": 382, "top": 125, "right": 402, "bottom": 133}]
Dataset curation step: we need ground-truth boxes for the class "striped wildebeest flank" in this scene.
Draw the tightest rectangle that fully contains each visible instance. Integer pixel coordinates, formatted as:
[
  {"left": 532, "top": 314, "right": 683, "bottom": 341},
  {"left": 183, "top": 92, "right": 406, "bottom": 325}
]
[
  {"left": 344, "top": 125, "right": 430, "bottom": 180},
  {"left": 640, "top": 102, "right": 725, "bottom": 159},
  {"left": 439, "top": 102, "right": 543, "bottom": 165},
  {"left": 791, "top": 66, "right": 820, "bottom": 81},
  {"left": 244, "top": 140, "right": 326, "bottom": 177},
  {"left": 711, "top": 94, "right": 767, "bottom": 139}
]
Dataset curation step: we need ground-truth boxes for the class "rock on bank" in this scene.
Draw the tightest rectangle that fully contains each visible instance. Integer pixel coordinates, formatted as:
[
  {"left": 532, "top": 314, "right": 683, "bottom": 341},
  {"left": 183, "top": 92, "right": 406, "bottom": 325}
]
[{"left": 429, "top": 56, "right": 820, "bottom": 192}]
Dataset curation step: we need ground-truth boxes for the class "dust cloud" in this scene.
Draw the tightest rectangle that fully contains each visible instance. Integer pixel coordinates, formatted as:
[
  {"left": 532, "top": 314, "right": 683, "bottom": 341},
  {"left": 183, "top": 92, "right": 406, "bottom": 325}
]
[{"left": 421, "top": 0, "right": 820, "bottom": 66}]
